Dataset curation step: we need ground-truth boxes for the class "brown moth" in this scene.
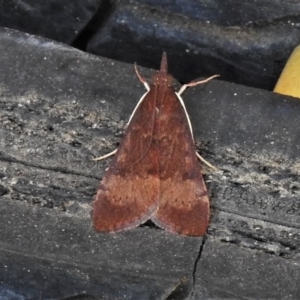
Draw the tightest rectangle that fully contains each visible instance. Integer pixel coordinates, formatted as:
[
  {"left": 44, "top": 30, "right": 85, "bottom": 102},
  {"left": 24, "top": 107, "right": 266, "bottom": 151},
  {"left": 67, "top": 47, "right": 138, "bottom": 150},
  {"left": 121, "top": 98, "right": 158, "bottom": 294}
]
[{"left": 93, "top": 53, "right": 217, "bottom": 236}]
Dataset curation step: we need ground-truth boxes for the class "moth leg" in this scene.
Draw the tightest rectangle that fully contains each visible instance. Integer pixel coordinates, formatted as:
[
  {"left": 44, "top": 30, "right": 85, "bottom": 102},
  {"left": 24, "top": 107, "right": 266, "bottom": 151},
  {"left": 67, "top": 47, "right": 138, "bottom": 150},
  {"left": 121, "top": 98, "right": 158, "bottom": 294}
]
[
  {"left": 93, "top": 149, "right": 117, "bottom": 161},
  {"left": 178, "top": 75, "right": 219, "bottom": 95},
  {"left": 196, "top": 152, "right": 218, "bottom": 171}
]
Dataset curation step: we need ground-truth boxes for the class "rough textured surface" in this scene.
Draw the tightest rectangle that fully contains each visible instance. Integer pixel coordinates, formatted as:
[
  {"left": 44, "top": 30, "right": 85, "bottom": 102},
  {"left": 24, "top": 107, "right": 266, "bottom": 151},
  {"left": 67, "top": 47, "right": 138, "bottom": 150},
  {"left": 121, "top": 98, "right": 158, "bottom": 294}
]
[
  {"left": 0, "top": 0, "right": 300, "bottom": 90},
  {"left": 1, "top": 27, "right": 300, "bottom": 299},
  {"left": 193, "top": 239, "right": 300, "bottom": 299},
  {"left": 0, "top": 199, "right": 199, "bottom": 299},
  {"left": 135, "top": 0, "right": 300, "bottom": 26},
  {"left": 87, "top": 0, "right": 300, "bottom": 90},
  {"left": 0, "top": 27, "right": 199, "bottom": 300},
  {"left": 0, "top": 0, "right": 102, "bottom": 44}
]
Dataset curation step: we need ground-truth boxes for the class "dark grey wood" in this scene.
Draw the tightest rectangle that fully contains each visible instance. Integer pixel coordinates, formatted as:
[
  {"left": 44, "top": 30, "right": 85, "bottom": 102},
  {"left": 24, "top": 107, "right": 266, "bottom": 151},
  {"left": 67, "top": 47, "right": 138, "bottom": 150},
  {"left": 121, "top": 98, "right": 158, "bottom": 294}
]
[
  {"left": 1, "top": 26, "right": 300, "bottom": 299},
  {"left": 193, "top": 239, "right": 300, "bottom": 299},
  {"left": 0, "top": 27, "right": 202, "bottom": 299},
  {"left": 87, "top": 0, "right": 300, "bottom": 90},
  {"left": 0, "top": 0, "right": 102, "bottom": 44}
]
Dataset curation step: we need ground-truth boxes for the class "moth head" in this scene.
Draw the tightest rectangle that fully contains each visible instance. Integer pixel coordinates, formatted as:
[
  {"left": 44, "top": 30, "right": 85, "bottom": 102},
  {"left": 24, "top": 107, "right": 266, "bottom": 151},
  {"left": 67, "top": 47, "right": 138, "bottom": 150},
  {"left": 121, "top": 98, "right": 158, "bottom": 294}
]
[
  {"left": 152, "top": 72, "right": 173, "bottom": 86},
  {"left": 151, "top": 52, "right": 173, "bottom": 86}
]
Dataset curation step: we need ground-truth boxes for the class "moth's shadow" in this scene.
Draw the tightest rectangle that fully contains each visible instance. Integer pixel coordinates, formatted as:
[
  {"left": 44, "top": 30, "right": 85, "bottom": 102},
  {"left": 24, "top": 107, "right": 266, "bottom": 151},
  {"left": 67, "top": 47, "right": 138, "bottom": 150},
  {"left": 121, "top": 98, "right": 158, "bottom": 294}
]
[{"left": 140, "top": 220, "right": 161, "bottom": 230}]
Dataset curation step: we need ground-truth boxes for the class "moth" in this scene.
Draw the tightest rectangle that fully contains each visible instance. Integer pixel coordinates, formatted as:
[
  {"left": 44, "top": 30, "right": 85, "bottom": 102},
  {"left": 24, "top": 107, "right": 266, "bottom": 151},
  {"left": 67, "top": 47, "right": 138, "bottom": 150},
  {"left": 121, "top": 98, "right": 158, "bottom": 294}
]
[{"left": 93, "top": 53, "right": 217, "bottom": 236}]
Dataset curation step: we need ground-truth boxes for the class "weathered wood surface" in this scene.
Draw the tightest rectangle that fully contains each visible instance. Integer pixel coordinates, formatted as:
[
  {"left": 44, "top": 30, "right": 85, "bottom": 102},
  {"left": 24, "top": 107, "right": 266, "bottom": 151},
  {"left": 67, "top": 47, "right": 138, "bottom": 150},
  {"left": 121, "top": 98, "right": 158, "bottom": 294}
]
[{"left": 0, "top": 27, "right": 300, "bottom": 299}]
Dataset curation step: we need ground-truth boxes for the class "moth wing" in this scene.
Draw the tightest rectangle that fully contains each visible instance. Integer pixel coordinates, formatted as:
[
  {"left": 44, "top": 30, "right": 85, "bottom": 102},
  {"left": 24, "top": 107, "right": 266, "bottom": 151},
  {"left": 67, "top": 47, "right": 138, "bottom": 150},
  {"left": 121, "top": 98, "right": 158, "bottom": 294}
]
[
  {"left": 152, "top": 90, "right": 210, "bottom": 236},
  {"left": 93, "top": 90, "right": 160, "bottom": 232}
]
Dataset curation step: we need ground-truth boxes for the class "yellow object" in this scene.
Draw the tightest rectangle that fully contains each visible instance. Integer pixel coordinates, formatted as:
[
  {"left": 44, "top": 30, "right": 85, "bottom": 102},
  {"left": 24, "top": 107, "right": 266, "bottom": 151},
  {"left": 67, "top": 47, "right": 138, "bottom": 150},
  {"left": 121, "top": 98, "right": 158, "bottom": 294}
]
[{"left": 274, "top": 45, "right": 300, "bottom": 98}]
